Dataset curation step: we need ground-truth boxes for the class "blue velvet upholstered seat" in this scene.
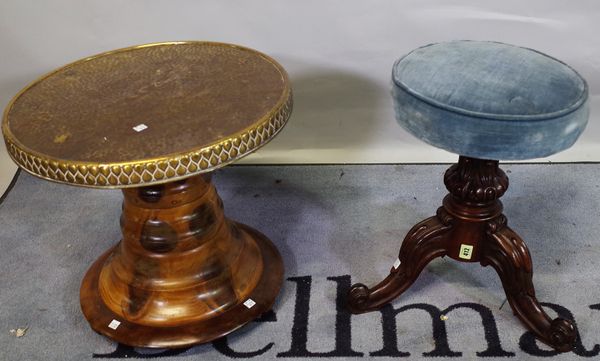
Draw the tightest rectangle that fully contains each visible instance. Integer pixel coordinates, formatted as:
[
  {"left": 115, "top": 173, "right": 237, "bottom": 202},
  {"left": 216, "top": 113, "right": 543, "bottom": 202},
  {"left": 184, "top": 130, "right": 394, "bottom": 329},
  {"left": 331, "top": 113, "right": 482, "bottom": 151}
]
[{"left": 392, "top": 41, "right": 589, "bottom": 160}]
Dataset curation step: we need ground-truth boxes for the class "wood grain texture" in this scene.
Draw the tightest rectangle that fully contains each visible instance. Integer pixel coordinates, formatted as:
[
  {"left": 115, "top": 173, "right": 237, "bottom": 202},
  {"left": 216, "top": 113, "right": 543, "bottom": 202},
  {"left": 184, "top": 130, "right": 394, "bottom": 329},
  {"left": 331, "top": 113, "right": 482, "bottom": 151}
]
[
  {"left": 347, "top": 156, "right": 576, "bottom": 352},
  {"left": 80, "top": 174, "right": 283, "bottom": 348}
]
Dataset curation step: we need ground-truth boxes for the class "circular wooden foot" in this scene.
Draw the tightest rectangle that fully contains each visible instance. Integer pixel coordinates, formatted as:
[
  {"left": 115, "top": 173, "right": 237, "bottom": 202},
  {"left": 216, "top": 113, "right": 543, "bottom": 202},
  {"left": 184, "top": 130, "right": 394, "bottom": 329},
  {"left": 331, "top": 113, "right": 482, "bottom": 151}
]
[
  {"left": 79, "top": 175, "right": 283, "bottom": 348},
  {"left": 81, "top": 223, "right": 282, "bottom": 348}
]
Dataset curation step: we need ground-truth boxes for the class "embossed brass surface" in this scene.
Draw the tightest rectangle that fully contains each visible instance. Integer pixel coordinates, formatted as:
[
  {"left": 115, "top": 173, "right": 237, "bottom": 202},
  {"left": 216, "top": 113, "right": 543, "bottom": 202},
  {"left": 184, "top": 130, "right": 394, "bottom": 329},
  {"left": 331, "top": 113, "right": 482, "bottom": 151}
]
[
  {"left": 2, "top": 42, "right": 290, "bottom": 348},
  {"left": 2, "top": 41, "right": 292, "bottom": 188}
]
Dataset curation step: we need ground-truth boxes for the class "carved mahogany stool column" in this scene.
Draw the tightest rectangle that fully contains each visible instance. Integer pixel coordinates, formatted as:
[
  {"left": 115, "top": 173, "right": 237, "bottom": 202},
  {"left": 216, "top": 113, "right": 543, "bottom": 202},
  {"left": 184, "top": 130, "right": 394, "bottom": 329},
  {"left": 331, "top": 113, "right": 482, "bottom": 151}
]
[
  {"left": 347, "top": 41, "right": 589, "bottom": 352},
  {"left": 2, "top": 42, "right": 292, "bottom": 348}
]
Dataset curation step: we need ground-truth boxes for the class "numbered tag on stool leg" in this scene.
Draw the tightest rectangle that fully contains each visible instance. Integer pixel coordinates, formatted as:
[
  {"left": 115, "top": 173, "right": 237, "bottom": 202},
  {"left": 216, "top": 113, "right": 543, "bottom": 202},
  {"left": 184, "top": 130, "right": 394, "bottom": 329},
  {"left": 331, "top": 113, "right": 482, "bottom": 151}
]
[{"left": 459, "top": 244, "right": 474, "bottom": 260}]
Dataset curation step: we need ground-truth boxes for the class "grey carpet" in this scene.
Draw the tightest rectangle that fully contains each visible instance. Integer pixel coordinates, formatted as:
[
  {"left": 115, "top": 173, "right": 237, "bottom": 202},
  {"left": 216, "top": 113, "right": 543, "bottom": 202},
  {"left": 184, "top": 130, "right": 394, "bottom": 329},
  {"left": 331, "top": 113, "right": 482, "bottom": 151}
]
[{"left": 1, "top": 164, "right": 599, "bottom": 360}]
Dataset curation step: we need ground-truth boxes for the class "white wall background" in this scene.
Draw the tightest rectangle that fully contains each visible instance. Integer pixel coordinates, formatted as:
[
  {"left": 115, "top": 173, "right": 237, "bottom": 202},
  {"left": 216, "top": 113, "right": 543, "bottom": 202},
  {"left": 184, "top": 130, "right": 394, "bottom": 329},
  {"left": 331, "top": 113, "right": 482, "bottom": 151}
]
[{"left": 1, "top": 0, "right": 599, "bottom": 192}]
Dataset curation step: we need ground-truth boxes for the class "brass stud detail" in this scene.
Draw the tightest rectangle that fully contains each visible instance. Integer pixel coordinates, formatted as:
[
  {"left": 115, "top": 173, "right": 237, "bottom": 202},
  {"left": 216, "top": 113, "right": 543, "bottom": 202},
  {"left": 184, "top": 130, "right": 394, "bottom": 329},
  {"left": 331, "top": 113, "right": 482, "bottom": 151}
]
[
  {"left": 66, "top": 173, "right": 76, "bottom": 183},
  {"left": 142, "top": 172, "right": 153, "bottom": 182},
  {"left": 108, "top": 175, "right": 118, "bottom": 185},
  {"left": 75, "top": 174, "right": 86, "bottom": 184}
]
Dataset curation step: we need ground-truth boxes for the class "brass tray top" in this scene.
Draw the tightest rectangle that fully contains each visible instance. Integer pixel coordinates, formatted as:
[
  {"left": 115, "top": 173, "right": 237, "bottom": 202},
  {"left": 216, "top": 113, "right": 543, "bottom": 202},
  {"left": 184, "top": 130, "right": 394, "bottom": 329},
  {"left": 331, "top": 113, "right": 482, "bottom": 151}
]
[{"left": 2, "top": 41, "right": 292, "bottom": 188}]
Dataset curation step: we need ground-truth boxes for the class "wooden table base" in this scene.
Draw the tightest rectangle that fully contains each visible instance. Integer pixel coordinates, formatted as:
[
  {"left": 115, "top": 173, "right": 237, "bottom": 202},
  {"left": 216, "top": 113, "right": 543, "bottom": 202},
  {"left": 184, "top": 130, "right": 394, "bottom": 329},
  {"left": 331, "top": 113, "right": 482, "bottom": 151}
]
[
  {"left": 347, "top": 156, "right": 577, "bottom": 352},
  {"left": 80, "top": 174, "right": 283, "bottom": 348}
]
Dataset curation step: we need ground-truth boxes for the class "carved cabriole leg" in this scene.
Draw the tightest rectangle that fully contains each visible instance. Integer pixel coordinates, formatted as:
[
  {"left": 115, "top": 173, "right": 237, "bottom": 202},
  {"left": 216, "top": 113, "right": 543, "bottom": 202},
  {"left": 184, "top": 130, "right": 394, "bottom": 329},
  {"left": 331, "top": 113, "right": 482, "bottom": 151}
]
[
  {"left": 482, "top": 217, "right": 576, "bottom": 351},
  {"left": 347, "top": 207, "right": 453, "bottom": 313},
  {"left": 347, "top": 156, "right": 576, "bottom": 352}
]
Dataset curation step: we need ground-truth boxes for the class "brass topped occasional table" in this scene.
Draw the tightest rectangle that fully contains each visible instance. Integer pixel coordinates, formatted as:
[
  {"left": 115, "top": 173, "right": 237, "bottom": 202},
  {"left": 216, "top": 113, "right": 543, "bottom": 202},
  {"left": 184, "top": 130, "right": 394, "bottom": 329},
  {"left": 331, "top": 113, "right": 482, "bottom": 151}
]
[{"left": 2, "top": 41, "right": 293, "bottom": 348}]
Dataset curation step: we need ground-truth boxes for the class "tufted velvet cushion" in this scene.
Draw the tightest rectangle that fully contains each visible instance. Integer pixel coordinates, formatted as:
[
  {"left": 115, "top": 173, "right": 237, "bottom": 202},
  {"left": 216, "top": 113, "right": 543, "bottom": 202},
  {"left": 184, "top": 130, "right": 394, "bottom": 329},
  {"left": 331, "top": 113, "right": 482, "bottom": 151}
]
[{"left": 392, "top": 40, "right": 589, "bottom": 160}]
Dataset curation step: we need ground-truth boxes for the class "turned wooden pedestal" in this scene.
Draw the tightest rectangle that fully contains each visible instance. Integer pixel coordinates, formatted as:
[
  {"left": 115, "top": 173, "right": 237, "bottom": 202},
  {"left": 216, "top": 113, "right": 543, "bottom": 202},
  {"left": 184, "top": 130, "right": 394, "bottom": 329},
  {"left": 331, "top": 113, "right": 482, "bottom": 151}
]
[
  {"left": 2, "top": 41, "right": 293, "bottom": 347},
  {"left": 80, "top": 174, "right": 283, "bottom": 347},
  {"left": 347, "top": 156, "right": 576, "bottom": 352}
]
